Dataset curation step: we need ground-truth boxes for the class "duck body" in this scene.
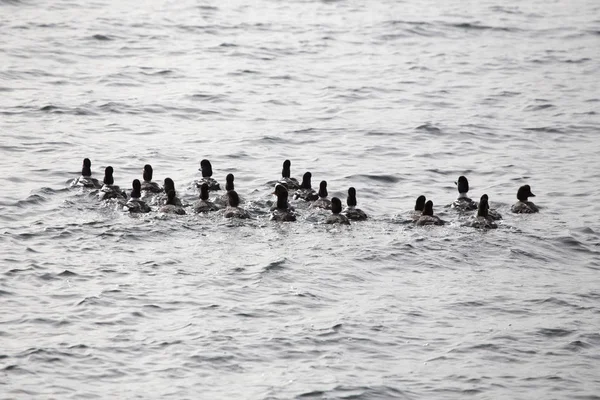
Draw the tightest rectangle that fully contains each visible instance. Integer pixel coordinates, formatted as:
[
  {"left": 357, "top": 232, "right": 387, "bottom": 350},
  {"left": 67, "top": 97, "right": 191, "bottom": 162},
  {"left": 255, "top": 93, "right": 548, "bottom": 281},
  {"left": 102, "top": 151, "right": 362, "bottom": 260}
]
[
  {"left": 512, "top": 185, "right": 539, "bottom": 213},
  {"left": 270, "top": 184, "right": 297, "bottom": 222},
  {"left": 343, "top": 187, "right": 367, "bottom": 220},
  {"left": 74, "top": 176, "right": 102, "bottom": 189},
  {"left": 224, "top": 190, "right": 250, "bottom": 219},
  {"left": 73, "top": 158, "right": 102, "bottom": 189},
  {"left": 325, "top": 197, "right": 350, "bottom": 225},
  {"left": 124, "top": 179, "right": 151, "bottom": 213},
  {"left": 195, "top": 159, "right": 220, "bottom": 190},
  {"left": 451, "top": 176, "right": 478, "bottom": 211},
  {"left": 125, "top": 199, "right": 151, "bottom": 213},
  {"left": 194, "top": 199, "right": 219, "bottom": 213},
  {"left": 512, "top": 201, "right": 539, "bottom": 214},
  {"left": 468, "top": 194, "right": 498, "bottom": 229},
  {"left": 452, "top": 196, "right": 478, "bottom": 211},
  {"left": 99, "top": 184, "right": 126, "bottom": 201},
  {"left": 416, "top": 200, "right": 445, "bottom": 226},
  {"left": 278, "top": 160, "right": 300, "bottom": 190},
  {"left": 293, "top": 172, "right": 319, "bottom": 201}
]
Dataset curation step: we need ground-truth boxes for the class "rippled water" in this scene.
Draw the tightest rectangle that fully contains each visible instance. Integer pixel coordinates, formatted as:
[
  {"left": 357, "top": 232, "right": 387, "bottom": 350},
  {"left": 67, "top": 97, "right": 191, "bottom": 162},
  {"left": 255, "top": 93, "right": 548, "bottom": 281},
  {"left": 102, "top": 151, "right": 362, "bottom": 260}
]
[{"left": 1, "top": 0, "right": 600, "bottom": 398}]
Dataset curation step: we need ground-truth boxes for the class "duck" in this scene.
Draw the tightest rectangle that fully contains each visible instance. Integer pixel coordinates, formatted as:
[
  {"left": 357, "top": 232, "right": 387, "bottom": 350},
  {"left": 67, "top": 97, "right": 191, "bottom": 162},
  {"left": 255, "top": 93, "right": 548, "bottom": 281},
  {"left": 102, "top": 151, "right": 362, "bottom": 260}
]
[
  {"left": 310, "top": 181, "right": 332, "bottom": 209},
  {"left": 124, "top": 179, "right": 151, "bottom": 213},
  {"left": 158, "top": 177, "right": 183, "bottom": 206},
  {"left": 294, "top": 172, "right": 319, "bottom": 201},
  {"left": 468, "top": 194, "right": 498, "bottom": 229},
  {"left": 195, "top": 159, "right": 220, "bottom": 191},
  {"left": 343, "top": 187, "right": 367, "bottom": 220},
  {"left": 412, "top": 195, "right": 426, "bottom": 221},
  {"left": 98, "top": 166, "right": 126, "bottom": 201},
  {"left": 193, "top": 183, "right": 219, "bottom": 213},
  {"left": 326, "top": 197, "right": 350, "bottom": 225},
  {"left": 416, "top": 200, "right": 445, "bottom": 226},
  {"left": 270, "top": 184, "right": 295, "bottom": 211},
  {"left": 451, "top": 176, "right": 478, "bottom": 211},
  {"left": 73, "top": 158, "right": 102, "bottom": 188},
  {"left": 215, "top": 173, "right": 243, "bottom": 207},
  {"left": 278, "top": 159, "right": 300, "bottom": 190},
  {"left": 160, "top": 190, "right": 186, "bottom": 215},
  {"left": 512, "top": 185, "right": 539, "bottom": 213},
  {"left": 224, "top": 190, "right": 250, "bottom": 219},
  {"left": 270, "top": 184, "right": 297, "bottom": 222},
  {"left": 140, "top": 164, "right": 163, "bottom": 193}
]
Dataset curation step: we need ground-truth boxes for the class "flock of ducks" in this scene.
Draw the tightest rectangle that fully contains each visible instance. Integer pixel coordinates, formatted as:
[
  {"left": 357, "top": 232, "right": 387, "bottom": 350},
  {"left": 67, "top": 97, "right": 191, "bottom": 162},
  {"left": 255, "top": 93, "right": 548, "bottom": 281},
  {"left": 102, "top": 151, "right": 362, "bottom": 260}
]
[{"left": 72, "top": 158, "right": 540, "bottom": 228}]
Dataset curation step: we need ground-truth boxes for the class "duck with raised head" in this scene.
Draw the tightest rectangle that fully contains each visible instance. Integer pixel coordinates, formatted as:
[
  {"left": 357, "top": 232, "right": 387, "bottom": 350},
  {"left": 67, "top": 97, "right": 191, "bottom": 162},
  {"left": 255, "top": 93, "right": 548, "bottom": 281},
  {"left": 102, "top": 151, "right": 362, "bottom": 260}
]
[
  {"left": 326, "top": 197, "right": 350, "bottom": 225},
  {"left": 270, "top": 184, "right": 297, "bottom": 222},
  {"left": 158, "top": 178, "right": 183, "bottom": 206},
  {"left": 73, "top": 158, "right": 102, "bottom": 188},
  {"left": 416, "top": 200, "right": 445, "bottom": 226},
  {"left": 310, "top": 181, "right": 332, "bottom": 209},
  {"left": 98, "top": 166, "right": 126, "bottom": 201},
  {"left": 195, "top": 159, "right": 220, "bottom": 191},
  {"left": 160, "top": 190, "right": 186, "bottom": 215},
  {"left": 140, "top": 164, "right": 162, "bottom": 193},
  {"left": 512, "top": 185, "right": 539, "bottom": 213},
  {"left": 278, "top": 159, "right": 300, "bottom": 190},
  {"left": 412, "top": 195, "right": 427, "bottom": 221},
  {"left": 215, "top": 173, "right": 243, "bottom": 207},
  {"left": 224, "top": 190, "right": 250, "bottom": 219},
  {"left": 451, "top": 176, "right": 477, "bottom": 211},
  {"left": 468, "top": 194, "right": 498, "bottom": 229},
  {"left": 193, "top": 183, "right": 219, "bottom": 213},
  {"left": 343, "top": 187, "right": 367, "bottom": 220},
  {"left": 124, "top": 179, "right": 151, "bottom": 213},
  {"left": 293, "top": 172, "right": 319, "bottom": 202}
]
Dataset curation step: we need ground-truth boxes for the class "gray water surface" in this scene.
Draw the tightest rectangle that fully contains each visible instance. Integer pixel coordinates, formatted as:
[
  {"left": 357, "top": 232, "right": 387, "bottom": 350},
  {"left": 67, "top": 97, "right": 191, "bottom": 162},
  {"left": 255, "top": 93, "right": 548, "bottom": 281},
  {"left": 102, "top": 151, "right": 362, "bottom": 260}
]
[{"left": 1, "top": 0, "right": 600, "bottom": 398}]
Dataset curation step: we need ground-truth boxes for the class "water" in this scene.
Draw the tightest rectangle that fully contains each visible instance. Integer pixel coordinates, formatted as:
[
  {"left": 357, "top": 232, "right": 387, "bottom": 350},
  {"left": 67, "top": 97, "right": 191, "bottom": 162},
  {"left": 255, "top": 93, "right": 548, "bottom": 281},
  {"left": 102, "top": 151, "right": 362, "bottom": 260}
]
[{"left": 1, "top": 0, "right": 600, "bottom": 398}]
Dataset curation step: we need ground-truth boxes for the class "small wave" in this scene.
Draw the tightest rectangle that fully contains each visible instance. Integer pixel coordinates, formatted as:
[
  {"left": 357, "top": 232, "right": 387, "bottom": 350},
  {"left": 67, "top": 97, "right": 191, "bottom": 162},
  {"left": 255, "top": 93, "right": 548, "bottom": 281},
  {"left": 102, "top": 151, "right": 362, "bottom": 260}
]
[
  {"left": 415, "top": 123, "right": 442, "bottom": 134},
  {"left": 524, "top": 104, "right": 555, "bottom": 111},
  {"left": 447, "top": 22, "right": 518, "bottom": 32},
  {"left": 537, "top": 328, "right": 573, "bottom": 338},
  {"left": 90, "top": 34, "right": 113, "bottom": 41},
  {"left": 57, "top": 270, "right": 77, "bottom": 277},
  {"left": 346, "top": 174, "right": 402, "bottom": 183},
  {"left": 524, "top": 126, "right": 564, "bottom": 134},
  {"left": 262, "top": 259, "right": 287, "bottom": 272}
]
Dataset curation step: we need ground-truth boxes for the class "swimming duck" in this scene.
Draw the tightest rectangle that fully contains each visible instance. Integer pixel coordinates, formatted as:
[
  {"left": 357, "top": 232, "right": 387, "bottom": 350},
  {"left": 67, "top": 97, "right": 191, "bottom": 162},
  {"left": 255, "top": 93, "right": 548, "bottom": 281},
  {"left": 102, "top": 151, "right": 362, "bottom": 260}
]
[
  {"left": 416, "top": 200, "right": 445, "bottom": 226},
  {"left": 270, "top": 184, "right": 295, "bottom": 211},
  {"left": 343, "top": 187, "right": 367, "bottom": 220},
  {"left": 468, "top": 194, "right": 498, "bottom": 229},
  {"left": 215, "top": 173, "right": 243, "bottom": 207},
  {"left": 412, "top": 195, "right": 427, "bottom": 221},
  {"left": 73, "top": 158, "right": 102, "bottom": 188},
  {"left": 294, "top": 172, "right": 318, "bottom": 201},
  {"left": 278, "top": 159, "right": 300, "bottom": 190},
  {"left": 310, "top": 181, "right": 332, "bottom": 209},
  {"left": 140, "top": 164, "right": 162, "bottom": 193},
  {"left": 124, "top": 179, "right": 151, "bottom": 213},
  {"left": 326, "top": 197, "right": 350, "bottom": 225},
  {"left": 193, "top": 183, "right": 219, "bottom": 213},
  {"left": 160, "top": 190, "right": 186, "bottom": 215},
  {"left": 224, "top": 190, "right": 250, "bottom": 219},
  {"left": 512, "top": 185, "right": 539, "bottom": 213},
  {"left": 195, "top": 159, "right": 220, "bottom": 191},
  {"left": 270, "top": 184, "right": 297, "bottom": 222},
  {"left": 451, "top": 176, "right": 477, "bottom": 211},
  {"left": 159, "top": 177, "right": 183, "bottom": 206},
  {"left": 99, "top": 166, "right": 126, "bottom": 201}
]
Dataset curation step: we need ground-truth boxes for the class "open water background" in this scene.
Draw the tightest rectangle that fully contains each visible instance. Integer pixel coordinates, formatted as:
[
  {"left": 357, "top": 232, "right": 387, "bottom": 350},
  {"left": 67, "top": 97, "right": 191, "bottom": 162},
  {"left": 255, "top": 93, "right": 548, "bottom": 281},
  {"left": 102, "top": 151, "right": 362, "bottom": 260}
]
[{"left": 1, "top": 0, "right": 600, "bottom": 398}]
